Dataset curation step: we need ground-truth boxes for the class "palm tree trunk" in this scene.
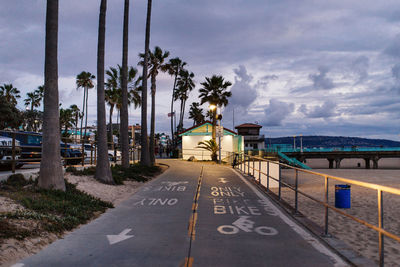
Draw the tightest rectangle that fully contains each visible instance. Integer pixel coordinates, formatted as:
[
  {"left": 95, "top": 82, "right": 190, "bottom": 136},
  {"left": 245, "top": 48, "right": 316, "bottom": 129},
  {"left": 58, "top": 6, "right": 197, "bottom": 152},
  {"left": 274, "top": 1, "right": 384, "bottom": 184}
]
[
  {"left": 80, "top": 87, "right": 86, "bottom": 142},
  {"left": 120, "top": 0, "right": 130, "bottom": 168},
  {"left": 109, "top": 104, "right": 114, "bottom": 143},
  {"left": 95, "top": 0, "right": 114, "bottom": 184},
  {"left": 140, "top": 0, "right": 152, "bottom": 166},
  {"left": 170, "top": 73, "right": 177, "bottom": 147},
  {"left": 39, "top": 0, "right": 65, "bottom": 191},
  {"left": 150, "top": 75, "right": 156, "bottom": 164},
  {"left": 84, "top": 86, "right": 89, "bottom": 142},
  {"left": 181, "top": 97, "right": 187, "bottom": 128},
  {"left": 212, "top": 109, "right": 216, "bottom": 140}
]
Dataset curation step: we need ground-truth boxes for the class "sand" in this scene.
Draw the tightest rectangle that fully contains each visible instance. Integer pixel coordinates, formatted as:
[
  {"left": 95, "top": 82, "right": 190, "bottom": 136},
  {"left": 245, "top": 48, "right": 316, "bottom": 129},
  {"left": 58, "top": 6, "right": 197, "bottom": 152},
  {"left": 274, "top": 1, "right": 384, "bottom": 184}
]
[
  {"left": 0, "top": 168, "right": 162, "bottom": 267},
  {"left": 274, "top": 168, "right": 400, "bottom": 266}
]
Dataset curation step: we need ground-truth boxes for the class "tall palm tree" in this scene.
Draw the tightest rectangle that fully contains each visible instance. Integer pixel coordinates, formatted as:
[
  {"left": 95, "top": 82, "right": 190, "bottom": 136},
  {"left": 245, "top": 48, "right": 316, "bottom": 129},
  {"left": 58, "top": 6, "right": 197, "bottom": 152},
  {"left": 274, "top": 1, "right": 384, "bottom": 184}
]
[
  {"left": 95, "top": 0, "right": 114, "bottom": 184},
  {"left": 140, "top": 0, "right": 153, "bottom": 166},
  {"left": 76, "top": 71, "right": 95, "bottom": 142},
  {"left": 120, "top": 0, "right": 130, "bottom": 168},
  {"left": 24, "top": 91, "right": 41, "bottom": 111},
  {"left": 39, "top": 0, "right": 65, "bottom": 191},
  {"left": 199, "top": 75, "right": 232, "bottom": 140},
  {"left": 188, "top": 102, "right": 205, "bottom": 126},
  {"left": 0, "top": 84, "right": 21, "bottom": 106},
  {"left": 139, "top": 46, "right": 169, "bottom": 164},
  {"left": 175, "top": 70, "right": 195, "bottom": 131},
  {"left": 166, "top": 58, "right": 186, "bottom": 146},
  {"left": 105, "top": 65, "right": 141, "bottom": 144}
]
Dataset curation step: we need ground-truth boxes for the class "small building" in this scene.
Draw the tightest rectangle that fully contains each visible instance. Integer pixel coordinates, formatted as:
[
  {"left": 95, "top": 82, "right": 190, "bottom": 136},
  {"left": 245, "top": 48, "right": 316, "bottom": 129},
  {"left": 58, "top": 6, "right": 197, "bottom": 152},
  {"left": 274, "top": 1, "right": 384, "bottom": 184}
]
[
  {"left": 235, "top": 123, "right": 265, "bottom": 150},
  {"left": 179, "top": 121, "right": 244, "bottom": 160}
]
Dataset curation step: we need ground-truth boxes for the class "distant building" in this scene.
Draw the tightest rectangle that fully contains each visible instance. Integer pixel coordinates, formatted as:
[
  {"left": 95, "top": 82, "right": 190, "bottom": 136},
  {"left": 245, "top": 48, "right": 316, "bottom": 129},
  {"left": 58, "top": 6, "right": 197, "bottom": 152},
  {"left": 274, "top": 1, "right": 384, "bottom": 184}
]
[
  {"left": 179, "top": 121, "right": 243, "bottom": 160},
  {"left": 235, "top": 123, "right": 265, "bottom": 150}
]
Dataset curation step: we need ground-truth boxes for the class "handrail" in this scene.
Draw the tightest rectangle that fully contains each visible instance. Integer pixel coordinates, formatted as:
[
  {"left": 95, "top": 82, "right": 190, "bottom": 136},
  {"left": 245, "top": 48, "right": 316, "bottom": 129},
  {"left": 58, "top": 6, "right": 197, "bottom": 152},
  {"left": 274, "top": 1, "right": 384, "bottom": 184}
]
[{"left": 230, "top": 152, "right": 399, "bottom": 267}]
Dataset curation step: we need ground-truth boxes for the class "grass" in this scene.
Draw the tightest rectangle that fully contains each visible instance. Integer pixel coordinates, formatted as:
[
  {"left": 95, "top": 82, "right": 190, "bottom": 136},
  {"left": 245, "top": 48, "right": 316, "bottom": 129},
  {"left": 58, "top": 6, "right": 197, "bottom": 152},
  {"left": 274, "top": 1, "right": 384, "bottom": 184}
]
[
  {"left": 0, "top": 175, "right": 113, "bottom": 240},
  {"left": 66, "top": 163, "right": 162, "bottom": 185}
]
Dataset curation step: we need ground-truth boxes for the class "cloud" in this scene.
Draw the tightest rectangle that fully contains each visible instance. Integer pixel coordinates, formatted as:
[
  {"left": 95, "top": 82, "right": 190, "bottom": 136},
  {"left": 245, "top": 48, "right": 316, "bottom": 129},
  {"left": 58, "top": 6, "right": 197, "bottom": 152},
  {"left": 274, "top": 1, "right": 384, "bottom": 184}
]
[
  {"left": 309, "top": 66, "right": 335, "bottom": 90},
  {"left": 299, "top": 100, "right": 338, "bottom": 118},
  {"left": 227, "top": 65, "right": 257, "bottom": 109},
  {"left": 351, "top": 56, "right": 369, "bottom": 83},
  {"left": 262, "top": 99, "right": 294, "bottom": 126},
  {"left": 384, "top": 34, "right": 400, "bottom": 58}
]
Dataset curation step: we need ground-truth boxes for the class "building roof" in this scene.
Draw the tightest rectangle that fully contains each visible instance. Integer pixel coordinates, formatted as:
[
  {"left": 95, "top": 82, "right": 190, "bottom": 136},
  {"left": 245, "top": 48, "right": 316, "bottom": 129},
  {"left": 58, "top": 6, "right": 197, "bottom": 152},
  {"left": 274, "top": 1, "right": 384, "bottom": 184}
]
[
  {"left": 235, "top": 123, "right": 262, "bottom": 129},
  {"left": 178, "top": 121, "right": 238, "bottom": 136}
]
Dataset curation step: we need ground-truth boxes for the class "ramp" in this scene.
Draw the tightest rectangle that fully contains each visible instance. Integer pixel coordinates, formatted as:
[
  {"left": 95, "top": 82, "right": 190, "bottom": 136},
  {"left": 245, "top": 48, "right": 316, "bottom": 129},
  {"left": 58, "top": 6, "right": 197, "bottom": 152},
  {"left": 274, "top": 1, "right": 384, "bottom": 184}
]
[{"left": 277, "top": 151, "right": 311, "bottom": 170}]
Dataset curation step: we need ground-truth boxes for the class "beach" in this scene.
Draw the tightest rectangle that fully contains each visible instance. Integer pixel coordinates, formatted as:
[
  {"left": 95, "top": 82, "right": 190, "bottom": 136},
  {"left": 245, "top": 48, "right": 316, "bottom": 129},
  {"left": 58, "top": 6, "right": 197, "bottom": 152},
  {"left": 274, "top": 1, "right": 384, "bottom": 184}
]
[{"left": 274, "top": 161, "right": 400, "bottom": 266}]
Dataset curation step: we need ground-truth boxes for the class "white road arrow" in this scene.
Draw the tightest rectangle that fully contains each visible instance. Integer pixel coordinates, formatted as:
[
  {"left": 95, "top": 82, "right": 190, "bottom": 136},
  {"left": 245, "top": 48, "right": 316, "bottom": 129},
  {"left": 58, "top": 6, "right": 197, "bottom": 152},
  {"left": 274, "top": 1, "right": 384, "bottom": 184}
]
[
  {"left": 107, "top": 228, "right": 134, "bottom": 245},
  {"left": 218, "top": 177, "right": 228, "bottom": 184}
]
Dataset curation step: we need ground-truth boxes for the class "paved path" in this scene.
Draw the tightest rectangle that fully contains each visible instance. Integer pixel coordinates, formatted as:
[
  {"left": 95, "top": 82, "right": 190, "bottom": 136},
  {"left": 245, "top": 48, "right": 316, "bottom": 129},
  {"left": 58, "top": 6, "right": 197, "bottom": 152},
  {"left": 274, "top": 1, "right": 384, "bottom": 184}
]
[{"left": 18, "top": 160, "right": 346, "bottom": 267}]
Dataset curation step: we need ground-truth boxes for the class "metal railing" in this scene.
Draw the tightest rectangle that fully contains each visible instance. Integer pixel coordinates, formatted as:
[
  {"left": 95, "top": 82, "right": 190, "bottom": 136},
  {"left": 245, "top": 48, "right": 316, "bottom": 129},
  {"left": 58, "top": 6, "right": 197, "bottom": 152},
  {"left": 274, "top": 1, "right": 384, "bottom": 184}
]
[
  {"left": 0, "top": 130, "right": 141, "bottom": 173},
  {"left": 229, "top": 152, "right": 400, "bottom": 267}
]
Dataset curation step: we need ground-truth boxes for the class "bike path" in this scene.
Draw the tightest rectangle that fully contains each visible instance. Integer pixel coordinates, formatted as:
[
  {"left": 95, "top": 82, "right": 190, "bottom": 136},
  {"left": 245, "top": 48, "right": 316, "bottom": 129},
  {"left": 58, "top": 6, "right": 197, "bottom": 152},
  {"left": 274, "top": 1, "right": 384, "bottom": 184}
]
[
  {"left": 19, "top": 160, "right": 202, "bottom": 267},
  {"left": 18, "top": 160, "right": 346, "bottom": 267},
  {"left": 190, "top": 165, "right": 346, "bottom": 267}
]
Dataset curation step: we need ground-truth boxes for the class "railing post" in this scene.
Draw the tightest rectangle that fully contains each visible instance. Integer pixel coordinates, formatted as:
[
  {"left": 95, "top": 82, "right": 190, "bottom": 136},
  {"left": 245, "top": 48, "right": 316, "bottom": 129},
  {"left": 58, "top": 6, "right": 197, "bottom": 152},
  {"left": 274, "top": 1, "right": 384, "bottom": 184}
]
[
  {"left": 378, "top": 189, "right": 384, "bottom": 267},
  {"left": 278, "top": 164, "right": 281, "bottom": 200},
  {"left": 295, "top": 169, "right": 299, "bottom": 214},
  {"left": 323, "top": 176, "right": 331, "bottom": 237},
  {"left": 258, "top": 159, "right": 261, "bottom": 184},
  {"left": 247, "top": 156, "right": 250, "bottom": 175},
  {"left": 252, "top": 158, "right": 255, "bottom": 177},
  {"left": 11, "top": 132, "right": 16, "bottom": 174},
  {"left": 267, "top": 161, "right": 269, "bottom": 190}
]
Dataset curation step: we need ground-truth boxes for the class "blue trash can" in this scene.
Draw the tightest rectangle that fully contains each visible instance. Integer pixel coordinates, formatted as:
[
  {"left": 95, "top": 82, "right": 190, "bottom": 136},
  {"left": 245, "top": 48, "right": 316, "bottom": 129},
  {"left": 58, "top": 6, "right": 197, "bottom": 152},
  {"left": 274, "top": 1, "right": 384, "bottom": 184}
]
[{"left": 335, "top": 184, "right": 351, "bottom": 208}]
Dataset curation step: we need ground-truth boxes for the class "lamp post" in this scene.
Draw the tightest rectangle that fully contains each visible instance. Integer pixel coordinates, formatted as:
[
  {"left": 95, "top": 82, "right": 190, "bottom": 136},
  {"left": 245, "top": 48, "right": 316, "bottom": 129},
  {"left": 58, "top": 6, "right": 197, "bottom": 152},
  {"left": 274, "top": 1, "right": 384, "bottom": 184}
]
[{"left": 300, "top": 134, "right": 303, "bottom": 153}]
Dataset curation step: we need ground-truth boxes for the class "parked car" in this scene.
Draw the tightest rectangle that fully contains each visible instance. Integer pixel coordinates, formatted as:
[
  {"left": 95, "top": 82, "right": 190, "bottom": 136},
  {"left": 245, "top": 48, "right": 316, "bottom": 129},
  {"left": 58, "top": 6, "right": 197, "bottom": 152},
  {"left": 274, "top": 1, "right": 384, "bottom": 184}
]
[
  {"left": 0, "top": 132, "right": 83, "bottom": 165},
  {"left": 0, "top": 136, "right": 23, "bottom": 169}
]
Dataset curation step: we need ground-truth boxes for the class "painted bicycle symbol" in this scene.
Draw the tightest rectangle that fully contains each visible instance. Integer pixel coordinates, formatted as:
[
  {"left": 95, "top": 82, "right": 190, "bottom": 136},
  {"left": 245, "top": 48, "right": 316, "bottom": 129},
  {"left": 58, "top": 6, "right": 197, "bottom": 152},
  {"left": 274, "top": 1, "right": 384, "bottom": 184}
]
[{"left": 217, "top": 216, "right": 278, "bottom": 236}]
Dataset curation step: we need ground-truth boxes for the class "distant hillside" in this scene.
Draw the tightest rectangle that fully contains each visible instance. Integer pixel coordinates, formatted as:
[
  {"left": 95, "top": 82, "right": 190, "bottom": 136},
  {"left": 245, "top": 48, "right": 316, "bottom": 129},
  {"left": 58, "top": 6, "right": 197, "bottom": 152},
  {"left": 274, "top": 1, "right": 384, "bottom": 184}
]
[{"left": 265, "top": 136, "right": 400, "bottom": 148}]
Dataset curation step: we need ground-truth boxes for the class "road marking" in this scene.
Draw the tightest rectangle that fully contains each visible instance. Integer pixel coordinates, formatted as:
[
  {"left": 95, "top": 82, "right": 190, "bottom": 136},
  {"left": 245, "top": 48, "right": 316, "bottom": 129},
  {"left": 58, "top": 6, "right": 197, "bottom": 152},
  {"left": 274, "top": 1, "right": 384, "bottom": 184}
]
[
  {"left": 184, "top": 257, "right": 194, "bottom": 267},
  {"left": 217, "top": 216, "right": 278, "bottom": 236},
  {"left": 133, "top": 198, "right": 178, "bottom": 206},
  {"left": 218, "top": 177, "right": 228, "bottom": 183},
  {"left": 107, "top": 228, "right": 134, "bottom": 245},
  {"left": 185, "top": 166, "right": 204, "bottom": 267},
  {"left": 11, "top": 264, "right": 24, "bottom": 267},
  {"left": 230, "top": 168, "right": 348, "bottom": 267}
]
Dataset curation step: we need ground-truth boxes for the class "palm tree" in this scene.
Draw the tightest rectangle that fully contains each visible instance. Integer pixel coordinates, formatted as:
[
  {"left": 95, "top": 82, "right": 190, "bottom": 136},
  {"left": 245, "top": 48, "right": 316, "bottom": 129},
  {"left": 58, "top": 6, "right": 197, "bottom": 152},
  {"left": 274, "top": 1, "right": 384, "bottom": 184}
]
[
  {"left": 69, "top": 104, "right": 80, "bottom": 142},
  {"left": 59, "top": 107, "right": 74, "bottom": 135},
  {"left": 188, "top": 102, "right": 205, "bottom": 126},
  {"left": 199, "top": 75, "right": 232, "bottom": 140},
  {"left": 105, "top": 65, "right": 141, "bottom": 144},
  {"left": 119, "top": 0, "right": 130, "bottom": 168},
  {"left": 197, "top": 139, "right": 219, "bottom": 162},
  {"left": 175, "top": 70, "right": 195, "bottom": 131},
  {"left": 139, "top": 46, "right": 169, "bottom": 164},
  {"left": 0, "top": 84, "right": 21, "bottom": 106},
  {"left": 38, "top": 0, "right": 65, "bottom": 191},
  {"left": 95, "top": 0, "right": 114, "bottom": 184},
  {"left": 166, "top": 58, "right": 186, "bottom": 146},
  {"left": 140, "top": 0, "right": 153, "bottom": 167},
  {"left": 76, "top": 71, "right": 95, "bottom": 142},
  {"left": 35, "top": 85, "right": 44, "bottom": 107},
  {"left": 24, "top": 91, "right": 41, "bottom": 111}
]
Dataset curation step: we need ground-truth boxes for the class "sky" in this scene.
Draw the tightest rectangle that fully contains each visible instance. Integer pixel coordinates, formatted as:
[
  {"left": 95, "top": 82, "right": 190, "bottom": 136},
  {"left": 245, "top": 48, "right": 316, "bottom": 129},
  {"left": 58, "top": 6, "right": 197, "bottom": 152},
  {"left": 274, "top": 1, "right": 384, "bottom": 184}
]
[{"left": 1, "top": 0, "right": 400, "bottom": 140}]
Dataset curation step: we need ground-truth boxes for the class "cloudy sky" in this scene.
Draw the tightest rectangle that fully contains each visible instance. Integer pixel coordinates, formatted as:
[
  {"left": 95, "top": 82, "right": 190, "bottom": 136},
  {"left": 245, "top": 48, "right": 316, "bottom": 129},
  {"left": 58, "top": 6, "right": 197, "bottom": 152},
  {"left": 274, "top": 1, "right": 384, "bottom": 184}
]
[{"left": 2, "top": 1, "right": 400, "bottom": 140}]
